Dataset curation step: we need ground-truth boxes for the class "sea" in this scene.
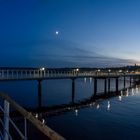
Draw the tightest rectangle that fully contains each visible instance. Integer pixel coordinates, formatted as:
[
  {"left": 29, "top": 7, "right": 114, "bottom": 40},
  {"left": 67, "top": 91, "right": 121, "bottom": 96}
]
[{"left": 0, "top": 77, "right": 140, "bottom": 140}]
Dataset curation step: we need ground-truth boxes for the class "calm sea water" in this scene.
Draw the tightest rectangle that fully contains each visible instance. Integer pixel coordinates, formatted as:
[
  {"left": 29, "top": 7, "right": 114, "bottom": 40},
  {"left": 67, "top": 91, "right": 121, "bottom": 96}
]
[{"left": 0, "top": 77, "right": 140, "bottom": 140}]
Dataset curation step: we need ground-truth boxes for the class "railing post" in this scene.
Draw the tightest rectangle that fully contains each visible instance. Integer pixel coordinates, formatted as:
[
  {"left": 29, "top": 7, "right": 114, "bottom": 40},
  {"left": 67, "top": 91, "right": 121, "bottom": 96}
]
[
  {"left": 4, "top": 100, "right": 10, "bottom": 140},
  {"left": 24, "top": 118, "right": 27, "bottom": 140},
  {"left": 1, "top": 70, "right": 4, "bottom": 77},
  {"left": 33, "top": 70, "right": 35, "bottom": 77},
  {"left": 11, "top": 70, "right": 14, "bottom": 78}
]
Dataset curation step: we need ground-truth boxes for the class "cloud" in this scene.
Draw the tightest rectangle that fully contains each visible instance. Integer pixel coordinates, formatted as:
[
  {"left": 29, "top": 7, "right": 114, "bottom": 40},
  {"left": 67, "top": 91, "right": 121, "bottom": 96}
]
[{"left": 0, "top": 39, "right": 137, "bottom": 67}]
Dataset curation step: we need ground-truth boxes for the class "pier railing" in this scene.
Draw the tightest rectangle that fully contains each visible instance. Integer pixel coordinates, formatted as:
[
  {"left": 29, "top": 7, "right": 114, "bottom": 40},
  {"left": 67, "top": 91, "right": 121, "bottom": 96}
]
[
  {"left": 0, "top": 68, "right": 139, "bottom": 80},
  {"left": 0, "top": 92, "right": 65, "bottom": 140}
]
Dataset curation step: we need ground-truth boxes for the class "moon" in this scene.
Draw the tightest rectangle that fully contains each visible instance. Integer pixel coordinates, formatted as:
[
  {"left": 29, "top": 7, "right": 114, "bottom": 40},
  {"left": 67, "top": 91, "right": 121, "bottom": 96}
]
[{"left": 55, "top": 31, "right": 59, "bottom": 35}]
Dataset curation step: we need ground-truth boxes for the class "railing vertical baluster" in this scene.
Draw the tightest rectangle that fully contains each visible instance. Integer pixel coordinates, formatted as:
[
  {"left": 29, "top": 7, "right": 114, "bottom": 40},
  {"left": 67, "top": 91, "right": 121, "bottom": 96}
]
[
  {"left": 34, "top": 70, "right": 35, "bottom": 78},
  {"left": 2, "top": 70, "right": 3, "bottom": 77},
  {"left": 4, "top": 100, "right": 10, "bottom": 140},
  {"left": 24, "top": 118, "right": 27, "bottom": 140}
]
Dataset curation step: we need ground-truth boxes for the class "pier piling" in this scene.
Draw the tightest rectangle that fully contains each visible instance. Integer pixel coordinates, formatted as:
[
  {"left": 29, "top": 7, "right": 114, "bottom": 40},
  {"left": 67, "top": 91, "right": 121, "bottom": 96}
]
[
  {"left": 108, "top": 78, "right": 110, "bottom": 93},
  {"left": 72, "top": 79, "right": 75, "bottom": 103},
  {"left": 116, "top": 78, "right": 119, "bottom": 93},
  {"left": 38, "top": 80, "right": 42, "bottom": 108},
  {"left": 94, "top": 78, "right": 97, "bottom": 96}
]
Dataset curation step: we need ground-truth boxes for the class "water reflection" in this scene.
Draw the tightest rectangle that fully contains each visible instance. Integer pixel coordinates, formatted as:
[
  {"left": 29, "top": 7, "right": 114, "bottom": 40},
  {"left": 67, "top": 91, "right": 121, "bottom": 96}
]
[
  {"left": 90, "top": 77, "right": 92, "bottom": 84},
  {"left": 84, "top": 78, "right": 87, "bottom": 83},
  {"left": 107, "top": 101, "right": 111, "bottom": 110},
  {"left": 118, "top": 95, "right": 122, "bottom": 101},
  {"left": 131, "top": 88, "right": 134, "bottom": 96},
  {"left": 75, "top": 109, "right": 78, "bottom": 116},
  {"left": 125, "top": 89, "right": 129, "bottom": 97},
  {"left": 96, "top": 104, "right": 100, "bottom": 109},
  {"left": 89, "top": 102, "right": 95, "bottom": 107},
  {"left": 136, "top": 86, "right": 139, "bottom": 94}
]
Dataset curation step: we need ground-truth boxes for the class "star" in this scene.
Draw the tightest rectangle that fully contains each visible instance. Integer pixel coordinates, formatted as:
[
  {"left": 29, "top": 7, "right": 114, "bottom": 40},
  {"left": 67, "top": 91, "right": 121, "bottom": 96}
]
[{"left": 55, "top": 31, "right": 59, "bottom": 35}]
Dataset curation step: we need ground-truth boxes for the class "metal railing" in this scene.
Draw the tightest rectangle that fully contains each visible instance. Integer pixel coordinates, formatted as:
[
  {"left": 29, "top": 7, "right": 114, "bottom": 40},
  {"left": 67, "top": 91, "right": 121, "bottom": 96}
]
[
  {"left": 0, "top": 68, "right": 140, "bottom": 81},
  {"left": 0, "top": 69, "right": 132, "bottom": 80},
  {"left": 0, "top": 93, "right": 65, "bottom": 140}
]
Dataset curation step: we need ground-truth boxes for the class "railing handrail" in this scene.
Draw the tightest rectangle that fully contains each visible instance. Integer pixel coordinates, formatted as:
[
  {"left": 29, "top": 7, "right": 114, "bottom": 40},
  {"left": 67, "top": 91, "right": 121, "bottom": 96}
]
[
  {"left": 1, "top": 68, "right": 140, "bottom": 80},
  {"left": 0, "top": 92, "right": 65, "bottom": 140}
]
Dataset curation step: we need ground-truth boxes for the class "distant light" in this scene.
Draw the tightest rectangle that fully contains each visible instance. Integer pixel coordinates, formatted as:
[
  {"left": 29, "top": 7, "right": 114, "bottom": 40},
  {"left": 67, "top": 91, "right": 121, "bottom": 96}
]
[
  {"left": 40, "top": 67, "right": 45, "bottom": 71},
  {"left": 108, "top": 69, "right": 111, "bottom": 72},
  {"left": 76, "top": 68, "right": 79, "bottom": 72},
  {"left": 55, "top": 31, "right": 59, "bottom": 35},
  {"left": 97, "top": 69, "right": 100, "bottom": 72},
  {"left": 119, "top": 70, "right": 122, "bottom": 73}
]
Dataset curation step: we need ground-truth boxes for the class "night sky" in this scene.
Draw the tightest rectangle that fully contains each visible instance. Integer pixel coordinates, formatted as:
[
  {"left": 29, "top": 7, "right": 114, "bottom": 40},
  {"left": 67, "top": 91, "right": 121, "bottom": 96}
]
[{"left": 0, "top": 0, "right": 140, "bottom": 67}]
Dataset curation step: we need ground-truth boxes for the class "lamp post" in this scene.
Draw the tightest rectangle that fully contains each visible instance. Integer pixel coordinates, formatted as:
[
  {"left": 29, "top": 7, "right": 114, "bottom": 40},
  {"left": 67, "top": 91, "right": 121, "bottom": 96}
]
[
  {"left": 40, "top": 67, "right": 45, "bottom": 77},
  {"left": 76, "top": 68, "right": 79, "bottom": 76},
  {"left": 108, "top": 69, "right": 111, "bottom": 76},
  {"left": 97, "top": 69, "right": 100, "bottom": 76}
]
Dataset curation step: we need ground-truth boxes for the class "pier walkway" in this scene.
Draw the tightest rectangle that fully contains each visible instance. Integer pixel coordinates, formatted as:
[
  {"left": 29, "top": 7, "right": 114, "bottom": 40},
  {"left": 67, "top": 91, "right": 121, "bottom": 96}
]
[{"left": 0, "top": 67, "right": 139, "bottom": 81}]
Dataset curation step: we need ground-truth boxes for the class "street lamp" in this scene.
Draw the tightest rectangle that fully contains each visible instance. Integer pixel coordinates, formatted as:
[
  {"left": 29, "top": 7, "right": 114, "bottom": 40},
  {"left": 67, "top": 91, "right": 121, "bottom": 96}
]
[
  {"left": 108, "top": 69, "right": 111, "bottom": 76},
  {"left": 40, "top": 67, "right": 45, "bottom": 71},
  {"left": 119, "top": 70, "right": 122, "bottom": 73},
  {"left": 76, "top": 68, "right": 79, "bottom": 76},
  {"left": 76, "top": 68, "right": 79, "bottom": 72},
  {"left": 40, "top": 67, "right": 45, "bottom": 77}
]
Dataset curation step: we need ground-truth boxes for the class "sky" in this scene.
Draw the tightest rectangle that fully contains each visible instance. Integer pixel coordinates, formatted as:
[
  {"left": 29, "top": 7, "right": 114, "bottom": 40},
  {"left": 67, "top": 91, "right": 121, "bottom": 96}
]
[{"left": 0, "top": 0, "right": 140, "bottom": 67}]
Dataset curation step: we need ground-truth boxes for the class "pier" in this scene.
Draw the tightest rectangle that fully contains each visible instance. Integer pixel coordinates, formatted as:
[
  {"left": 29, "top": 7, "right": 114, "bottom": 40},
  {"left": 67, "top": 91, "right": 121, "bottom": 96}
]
[{"left": 0, "top": 67, "right": 140, "bottom": 106}]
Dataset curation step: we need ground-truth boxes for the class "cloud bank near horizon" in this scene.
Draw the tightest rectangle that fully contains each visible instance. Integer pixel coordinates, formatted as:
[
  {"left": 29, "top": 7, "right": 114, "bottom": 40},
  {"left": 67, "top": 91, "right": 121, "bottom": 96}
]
[{"left": 0, "top": 39, "right": 138, "bottom": 67}]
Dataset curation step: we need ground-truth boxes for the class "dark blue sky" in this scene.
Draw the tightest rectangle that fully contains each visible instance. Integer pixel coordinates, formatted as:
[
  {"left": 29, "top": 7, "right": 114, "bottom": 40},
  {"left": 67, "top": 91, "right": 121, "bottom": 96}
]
[{"left": 0, "top": 0, "right": 140, "bottom": 67}]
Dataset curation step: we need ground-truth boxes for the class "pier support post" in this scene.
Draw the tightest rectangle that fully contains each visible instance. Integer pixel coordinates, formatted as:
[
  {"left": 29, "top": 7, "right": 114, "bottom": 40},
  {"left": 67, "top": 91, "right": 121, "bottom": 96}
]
[
  {"left": 94, "top": 78, "right": 97, "bottom": 96},
  {"left": 124, "top": 76, "right": 126, "bottom": 89},
  {"left": 104, "top": 78, "right": 107, "bottom": 94},
  {"left": 38, "top": 80, "right": 42, "bottom": 108},
  {"left": 72, "top": 79, "right": 75, "bottom": 103},
  {"left": 108, "top": 78, "right": 110, "bottom": 93},
  {"left": 116, "top": 78, "right": 119, "bottom": 93},
  {"left": 130, "top": 76, "right": 132, "bottom": 86}
]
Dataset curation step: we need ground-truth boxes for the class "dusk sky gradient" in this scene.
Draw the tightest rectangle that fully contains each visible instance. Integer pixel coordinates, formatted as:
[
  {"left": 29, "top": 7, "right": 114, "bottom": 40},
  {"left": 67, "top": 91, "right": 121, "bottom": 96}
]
[{"left": 0, "top": 0, "right": 140, "bottom": 67}]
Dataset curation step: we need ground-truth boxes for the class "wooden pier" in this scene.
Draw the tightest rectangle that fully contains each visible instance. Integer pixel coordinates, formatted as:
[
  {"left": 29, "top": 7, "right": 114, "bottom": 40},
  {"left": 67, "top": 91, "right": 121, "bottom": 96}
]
[{"left": 0, "top": 67, "right": 140, "bottom": 107}]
